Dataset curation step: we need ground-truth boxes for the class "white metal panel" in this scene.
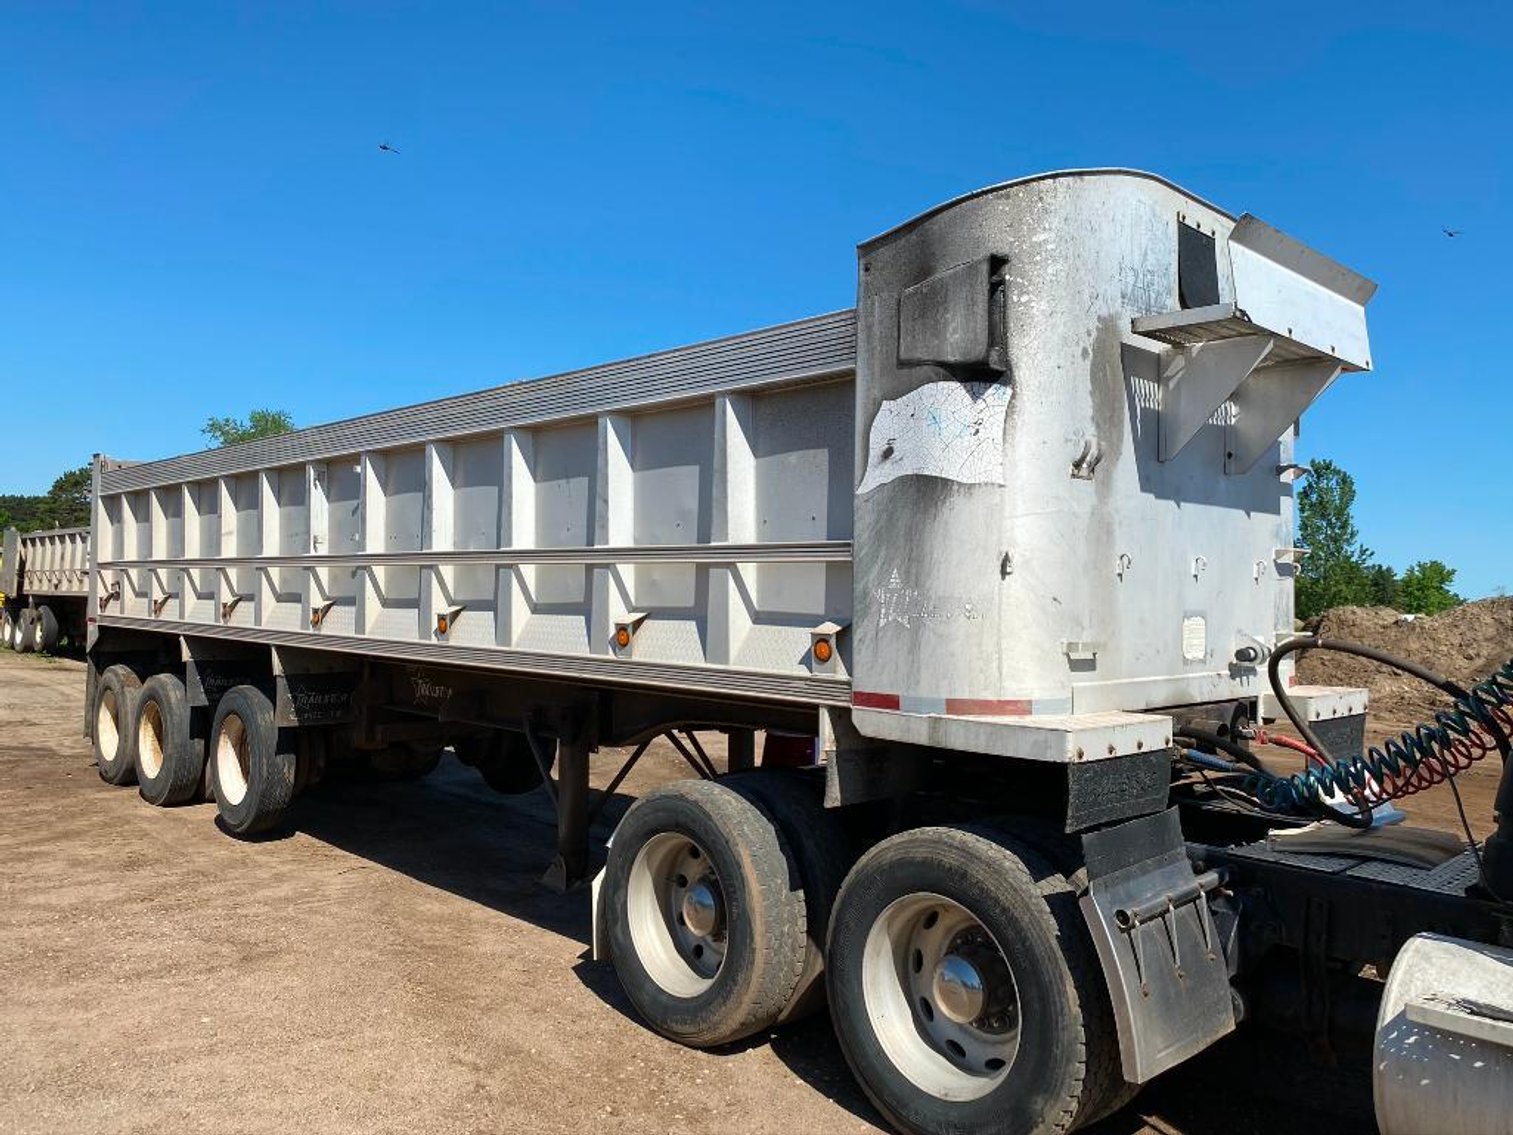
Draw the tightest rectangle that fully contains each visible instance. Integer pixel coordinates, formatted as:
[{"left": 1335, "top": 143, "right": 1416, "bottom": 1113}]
[{"left": 88, "top": 171, "right": 1372, "bottom": 744}]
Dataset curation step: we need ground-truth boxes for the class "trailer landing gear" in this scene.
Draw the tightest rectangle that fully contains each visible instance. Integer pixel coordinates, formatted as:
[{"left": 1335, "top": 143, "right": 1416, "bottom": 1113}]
[{"left": 543, "top": 735, "right": 592, "bottom": 893}]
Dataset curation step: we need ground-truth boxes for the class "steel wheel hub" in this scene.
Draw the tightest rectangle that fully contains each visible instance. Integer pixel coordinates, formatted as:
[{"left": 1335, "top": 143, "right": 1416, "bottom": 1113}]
[
  {"left": 681, "top": 877, "right": 723, "bottom": 938},
  {"left": 626, "top": 832, "right": 729, "bottom": 997},
  {"left": 932, "top": 953, "right": 985, "bottom": 1024},
  {"left": 860, "top": 893, "right": 1022, "bottom": 1101}
]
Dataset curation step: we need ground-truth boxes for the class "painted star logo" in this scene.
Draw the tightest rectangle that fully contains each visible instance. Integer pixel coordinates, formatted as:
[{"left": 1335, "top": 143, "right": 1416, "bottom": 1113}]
[{"left": 876, "top": 569, "right": 917, "bottom": 628}]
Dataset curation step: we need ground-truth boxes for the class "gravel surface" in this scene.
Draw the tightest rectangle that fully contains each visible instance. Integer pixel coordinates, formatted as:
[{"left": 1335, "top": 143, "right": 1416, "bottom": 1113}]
[{"left": 0, "top": 651, "right": 1406, "bottom": 1135}]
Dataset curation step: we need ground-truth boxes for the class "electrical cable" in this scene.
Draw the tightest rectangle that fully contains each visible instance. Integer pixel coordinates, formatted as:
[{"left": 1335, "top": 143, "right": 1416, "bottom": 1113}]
[
  {"left": 1260, "top": 638, "right": 1512, "bottom": 811},
  {"left": 1259, "top": 635, "right": 1513, "bottom": 897},
  {"left": 1175, "top": 723, "right": 1365, "bottom": 825}
]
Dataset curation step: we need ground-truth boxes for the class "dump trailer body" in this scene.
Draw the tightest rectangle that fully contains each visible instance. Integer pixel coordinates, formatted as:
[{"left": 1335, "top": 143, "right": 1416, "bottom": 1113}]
[
  {"left": 90, "top": 171, "right": 1370, "bottom": 767},
  {"left": 89, "top": 170, "right": 1479, "bottom": 1135},
  {"left": 1, "top": 525, "right": 91, "bottom": 651}
]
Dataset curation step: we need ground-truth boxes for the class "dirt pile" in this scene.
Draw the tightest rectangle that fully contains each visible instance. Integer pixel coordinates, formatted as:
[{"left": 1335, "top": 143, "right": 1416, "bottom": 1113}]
[{"left": 1296, "top": 598, "right": 1513, "bottom": 721}]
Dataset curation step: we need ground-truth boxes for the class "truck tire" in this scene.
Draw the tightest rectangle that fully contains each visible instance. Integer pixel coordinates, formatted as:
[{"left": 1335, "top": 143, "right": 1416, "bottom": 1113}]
[
  {"left": 0, "top": 608, "right": 14, "bottom": 649},
  {"left": 14, "top": 609, "right": 36, "bottom": 653},
  {"left": 209, "top": 684, "right": 296, "bottom": 836},
  {"left": 134, "top": 672, "right": 206, "bottom": 806},
  {"left": 722, "top": 770, "right": 854, "bottom": 1023},
  {"left": 456, "top": 730, "right": 546, "bottom": 794},
  {"left": 603, "top": 779, "right": 808, "bottom": 1048},
  {"left": 93, "top": 664, "right": 142, "bottom": 785},
  {"left": 824, "top": 825, "right": 1121, "bottom": 1135},
  {"left": 33, "top": 604, "right": 59, "bottom": 652}
]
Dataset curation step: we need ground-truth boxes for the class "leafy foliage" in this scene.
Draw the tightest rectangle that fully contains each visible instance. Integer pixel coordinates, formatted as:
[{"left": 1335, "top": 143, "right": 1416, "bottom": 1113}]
[
  {"left": 1295, "top": 458, "right": 1464, "bottom": 619},
  {"left": 1398, "top": 560, "right": 1462, "bottom": 615},
  {"left": 1364, "top": 563, "right": 1401, "bottom": 609},
  {"left": 0, "top": 465, "right": 93, "bottom": 532},
  {"left": 1295, "top": 459, "right": 1376, "bottom": 619},
  {"left": 202, "top": 409, "right": 295, "bottom": 447}
]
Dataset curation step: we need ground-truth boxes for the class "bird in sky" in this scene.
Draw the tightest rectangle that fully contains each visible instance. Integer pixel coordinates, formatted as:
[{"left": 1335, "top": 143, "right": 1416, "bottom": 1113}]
[
  {"left": 1443, "top": 228, "right": 1462, "bottom": 237},
  {"left": 378, "top": 142, "right": 400, "bottom": 155}
]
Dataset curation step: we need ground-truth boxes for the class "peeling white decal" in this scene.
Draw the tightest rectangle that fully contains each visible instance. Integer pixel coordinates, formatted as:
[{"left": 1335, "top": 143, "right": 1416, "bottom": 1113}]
[{"left": 857, "top": 380, "right": 1011, "bottom": 494}]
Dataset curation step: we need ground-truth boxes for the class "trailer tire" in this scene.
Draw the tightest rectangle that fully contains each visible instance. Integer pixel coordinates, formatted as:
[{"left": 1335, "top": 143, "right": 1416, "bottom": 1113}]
[
  {"left": 603, "top": 779, "right": 808, "bottom": 1048},
  {"left": 825, "top": 825, "right": 1120, "bottom": 1135},
  {"left": 93, "top": 665, "right": 142, "bottom": 785},
  {"left": 723, "top": 770, "right": 854, "bottom": 1022},
  {"left": 456, "top": 731, "right": 546, "bottom": 794},
  {"left": 33, "top": 604, "right": 59, "bottom": 652},
  {"left": 209, "top": 684, "right": 296, "bottom": 836},
  {"left": 134, "top": 673, "right": 206, "bottom": 806},
  {"left": 0, "top": 608, "right": 14, "bottom": 649},
  {"left": 14, "top": 609, "right": 36, "bottom": 653}
]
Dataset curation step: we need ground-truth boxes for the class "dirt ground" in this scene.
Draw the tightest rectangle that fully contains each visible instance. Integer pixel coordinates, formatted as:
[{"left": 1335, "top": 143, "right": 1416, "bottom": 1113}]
[
  {"left": 1291, "top": 598, "right": 1512, "bottom": 840},
  {"left": 3, "top": 651, "right": 1478, "bottom": 1135}
]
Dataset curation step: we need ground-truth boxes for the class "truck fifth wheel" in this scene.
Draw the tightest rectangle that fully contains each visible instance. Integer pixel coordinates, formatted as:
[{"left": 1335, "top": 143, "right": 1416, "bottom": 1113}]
[{"left": 84, "top": 170, "right": 1513, "bottom": 1135}]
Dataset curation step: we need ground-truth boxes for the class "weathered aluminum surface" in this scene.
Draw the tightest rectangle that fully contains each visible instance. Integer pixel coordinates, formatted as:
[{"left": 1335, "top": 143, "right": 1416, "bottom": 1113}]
[
  {"left": 1259, "top": 683, "right": 1369, "bottom": 721},
  {"left": 1375, "top": 934, "right": 1513, "bottom": 1135},
  {"left": 96, "top": 540, "right": 851, "bottom": 570},
  {"left": 97, "top": 614, "right": 851, "bottom": 707},
  {"left": 92, "top": 170, "right": 1374, "bottom": 744},
  {"left": 0, "top": 528, "right": 18, "bottom": 596},
  {"left": 851, "top": 171, "right": 1371, "bottom": 729},
  {"left": 99, "top": 311, "right": 857, "bottom": 495},
  {"left": 8, "top": 526, "right": 91, "bottom": 598},
  {"left": 850, "top": 706, "right": 1170, "bottom": 764}
]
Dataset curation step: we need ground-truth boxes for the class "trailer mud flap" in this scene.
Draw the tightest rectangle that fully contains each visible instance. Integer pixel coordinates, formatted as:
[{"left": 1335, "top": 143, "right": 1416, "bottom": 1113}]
[{"left": 1079, "top": 808, "right": 1234, "bottom": 1082}]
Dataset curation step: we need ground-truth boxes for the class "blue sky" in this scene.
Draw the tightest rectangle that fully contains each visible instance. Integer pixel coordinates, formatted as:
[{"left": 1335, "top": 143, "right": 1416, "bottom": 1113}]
[{"left": 2, "top": 2, "right": 1507, "bottom": 595}]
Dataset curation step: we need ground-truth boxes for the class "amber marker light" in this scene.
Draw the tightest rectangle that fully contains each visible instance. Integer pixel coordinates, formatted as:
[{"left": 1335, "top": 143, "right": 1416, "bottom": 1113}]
[
  {"left": 813, "top": 638, "right": 833, "bottom": 664},
  {"left": 436, "top": 614, "right": 450, "bottom": 636},
  {"left": 615, "top": 626, "right": 632, "bottom": 649}
]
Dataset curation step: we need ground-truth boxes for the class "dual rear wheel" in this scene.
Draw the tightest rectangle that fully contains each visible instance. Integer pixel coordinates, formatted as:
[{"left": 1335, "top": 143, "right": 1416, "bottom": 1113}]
[
  {"left": 91, "top": 668, "right": 291, "bottom": 833},
  {"left": 827, "top": 827, "right": 1130, "bottom": 1135},
  {"left": 605, "top": 788, "right": 1129, "bottom": 1135},
  {"left": 5, "top": 606, "right": 59, "bottom": 653}
]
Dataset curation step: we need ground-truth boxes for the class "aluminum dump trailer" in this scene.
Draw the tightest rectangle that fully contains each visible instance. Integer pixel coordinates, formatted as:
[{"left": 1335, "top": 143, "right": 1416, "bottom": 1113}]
[
  {"left": 82, "top": 170, "right": 1513, "bottom": 1135},
  {"left": 1, "top": 525, "right": 90, "bottom": 652}
]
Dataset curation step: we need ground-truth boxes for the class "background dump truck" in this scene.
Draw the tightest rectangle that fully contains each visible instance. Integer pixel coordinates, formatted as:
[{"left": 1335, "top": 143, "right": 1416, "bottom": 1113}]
[
  {"left": 81, "top": 171, "right": 1513, "bottom": 1135},
  {"left": 1, "top": 525, "right": 91, "bottom": 652}
]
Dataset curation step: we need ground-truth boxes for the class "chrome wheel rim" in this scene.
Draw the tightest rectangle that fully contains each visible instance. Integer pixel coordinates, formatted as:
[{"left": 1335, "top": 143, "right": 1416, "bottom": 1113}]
[
  {"left": 138, "top": 699, "right": 165, "bottom": 779},
  {"left": 861, "top": 893, "right": 1020, "bottom": 1101},
  {"left": 216, "top": 713, "right": 251, "bottom": 806},
  {"left": 627, "top": 832, "right": 728, "bottom": 997},
  {"left": 97, "top": 688, "right": 120, "bottom": 762}
]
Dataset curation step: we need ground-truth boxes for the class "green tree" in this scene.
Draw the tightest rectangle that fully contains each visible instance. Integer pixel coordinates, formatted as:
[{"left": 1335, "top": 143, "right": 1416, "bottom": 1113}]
[
  {"left": 202, "top": 409, "right": 294, "bottom": 447},
  {"left": 0, "top": 464, "right": 92, "bottom": 532},
  {"left": 40, "top": 466, "right": 92, "bottom": 528},
  {"left": 1364, "top": 563, "right": 1401, "bottom": 609},
  {"left": 1398, "top": 560, "right": 1463, "bottom": 615},
  {"left": 1295, "top": 458, "right": 1377, "bottom": 619}
]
